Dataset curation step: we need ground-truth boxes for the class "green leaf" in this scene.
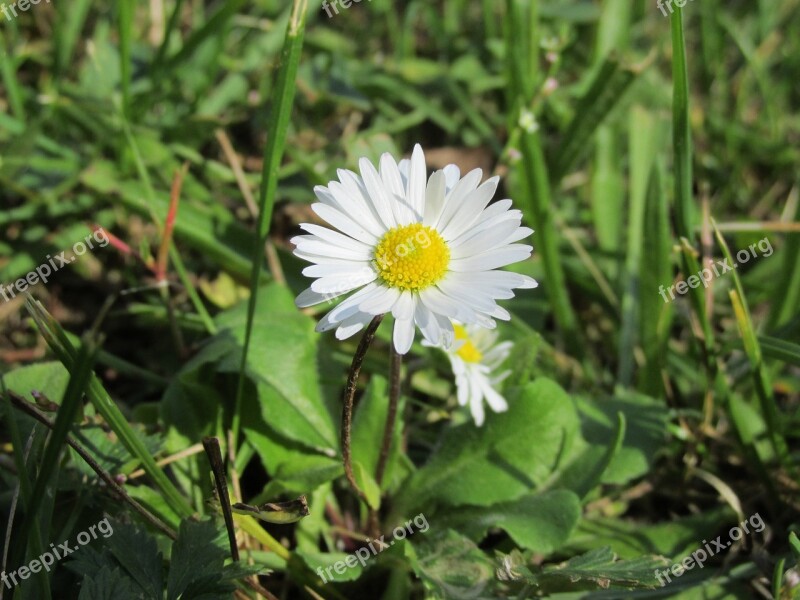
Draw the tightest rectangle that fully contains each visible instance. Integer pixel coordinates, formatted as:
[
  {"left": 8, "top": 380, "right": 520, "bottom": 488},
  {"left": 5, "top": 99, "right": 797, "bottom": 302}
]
[
  {"left": 294, "top": 549, "right": 364, "bottom": 583},
  {"left": 439, "top": 490, "right": 581, "bottom": 553},
  {"left": 77, "top": 567, "right": 145, "bottom": 600},
  {"left": 557, "top": 393, "right": 669, "bottom": 491},
  {"left": 167, "top": 519, "right": 259, "bottom": 600},
  {"left": 215, "top": 283, "right": 337, "bottom": 452},
  {"left": 567, "top": 506, "right": 736, "bottom": 560},
  {"left": 409, "top": 530, "right": 496, "bottom": 599},
  {"left": 353, "top": 461, "right": 381, "bottom": 510},
  {"left": 394, "top": 378, "right": 580, "bottom": 512},
  {"left": 68, "top": 523, "right": 161, "bottom": 600},
  {"left": 351, "top": 375, "right": 407, "bottom": 490},
  {"left": 1, "top": 362, "right": 70, "bottom": 404},
  {"left": 499, "top": 546, "right": 667, "bottom": 591}
]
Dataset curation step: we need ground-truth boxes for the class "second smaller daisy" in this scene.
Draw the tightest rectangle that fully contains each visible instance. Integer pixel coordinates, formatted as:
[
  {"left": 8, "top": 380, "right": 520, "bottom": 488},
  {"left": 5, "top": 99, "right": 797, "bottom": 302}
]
[{"left": 426, "top": 322, "right": 513, "bottom": 426}]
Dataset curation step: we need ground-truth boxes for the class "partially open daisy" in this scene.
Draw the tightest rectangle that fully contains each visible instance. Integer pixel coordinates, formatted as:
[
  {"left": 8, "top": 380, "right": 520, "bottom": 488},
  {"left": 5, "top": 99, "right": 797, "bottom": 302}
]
[
  {"left": 292, "top": 144, "right": 538, "bottom": 354},
  {"left": 426, "top": 322, "right": 513, "bottom": 426}
]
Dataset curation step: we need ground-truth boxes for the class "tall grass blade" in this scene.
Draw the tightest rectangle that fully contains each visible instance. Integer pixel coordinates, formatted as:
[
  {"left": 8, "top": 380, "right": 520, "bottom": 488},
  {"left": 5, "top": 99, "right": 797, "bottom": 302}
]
[
  {"left": 25, "top": 298, "right": 194, "bottom": 518},
  {"left": 232, "top": 0, "right": 309, "bottom": 447}
]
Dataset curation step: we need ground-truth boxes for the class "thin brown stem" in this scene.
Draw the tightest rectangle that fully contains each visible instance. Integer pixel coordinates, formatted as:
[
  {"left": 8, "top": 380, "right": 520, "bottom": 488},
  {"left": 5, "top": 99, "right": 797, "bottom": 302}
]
[
  {"left": 6, "top": 391, "right": 177, "bottom": 540},
  {"left": 202, "top": 437, "right": 239, "bottom": 562},
  {"left": 341, "top": 314, "right": 384, "bottom": 506},
  {"left": 375, "top": 345, "right": 401, "bottom": 487}
]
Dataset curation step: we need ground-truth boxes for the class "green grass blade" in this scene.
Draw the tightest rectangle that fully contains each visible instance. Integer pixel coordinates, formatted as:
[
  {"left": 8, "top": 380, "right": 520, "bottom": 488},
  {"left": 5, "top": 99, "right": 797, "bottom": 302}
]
[
  {"left": 504, "top": 0, "right": 580, "bottom": 351},
  {"left": 9, "top": 336, "right": 97, "bottom": 590},
  {"left": 152, "top": 0, "right": 186, "bottom": 73},
  {"left": 713, "top": 223, "right": 787, "bottom": 461},
  {"left": 617, "top": 106, "right": 658, "bottom": 387},
  {"left": 768, "top": 194, "right": 800, "bottom": 329},
  {"left": 1, "top": 377, "right": 50, "bottom": 597},
  {"left": 638, "top": 160, "right": 673, "bottom": 396},
  {"left": 118, "top": 0, "right": 135, "bottom": 119},
  {"left": 25, "top": 298, "right": 194, "bottom": 518},
  {"left": 159, "top": 0, "right": 247, "bottom": 74},
  {"left": 232, "top": 0, "right": 309, "bottom": 446},
  {"left": 551, "top": 57, "right": 637, "bottom": 182},
  {"left": 758, "top": 336, "right": 800, "bottom": 366},
  {"left": 54, "top": 0, "right": 92, "bottom": 77},
  {"left": 670, "top": 6, "right": 695, "bottom": 239},
  {"left": 0, "top": 31, "right": 25, "bottom": 121}
]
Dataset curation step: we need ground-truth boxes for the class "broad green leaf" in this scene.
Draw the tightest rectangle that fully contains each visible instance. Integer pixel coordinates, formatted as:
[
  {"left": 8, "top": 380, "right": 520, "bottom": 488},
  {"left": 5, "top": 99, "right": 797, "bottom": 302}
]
[
  {"left": 167, "top": 519, "right": 260, "bottom": 600},
  {"left": 77, "top": 567, "right": 145, "bottom": 600},
  {"left": 498, "top": 546, "right": 666, "bottom": 591},
  {"left": 295, "top": 549, "right": 364, "bottom": 583},
  {"left": 1, "top": 362, "right": 70, "bottom": 403},
  {"left": 409, "top": 530, "right": 496, "bottom": 599},
  {"left": 557, "top": 393, "right": 668, "bottom": 490},
  {"left": 215, "top": 284, "right": 337, "bottom": 452},
  {"left": 353, "top": 461, "right": 381, "bottom": 510},
  {"left": 566, "top": 506, "right": 736, "bottom": 560},
  {"left": 351, "top": 375, "right": 407, "bottom": 491},
  {"left": 439, "top": 490, "right": 581, "bottom": 553},
  {"left": 394, "top": 378, "right": 580, "bottom": 512}
]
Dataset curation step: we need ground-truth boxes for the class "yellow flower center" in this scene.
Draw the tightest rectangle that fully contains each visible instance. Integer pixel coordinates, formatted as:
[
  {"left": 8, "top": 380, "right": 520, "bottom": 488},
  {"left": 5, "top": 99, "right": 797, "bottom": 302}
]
[
  {"left": 454, "top": 325, "right": 483, "bottom": 363},
  {"left": 373, "top": 223, "right": 449, "bottom": 292}
]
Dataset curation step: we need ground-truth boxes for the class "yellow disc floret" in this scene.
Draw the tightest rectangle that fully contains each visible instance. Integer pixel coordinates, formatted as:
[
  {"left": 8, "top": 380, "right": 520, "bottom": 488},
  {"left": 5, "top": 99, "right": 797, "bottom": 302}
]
[
  {"left": 454, "top": 324, "right": 483, "bottom": 363},
  {"left": 373, "top": 223, "right": 450, "bottom": 292}
]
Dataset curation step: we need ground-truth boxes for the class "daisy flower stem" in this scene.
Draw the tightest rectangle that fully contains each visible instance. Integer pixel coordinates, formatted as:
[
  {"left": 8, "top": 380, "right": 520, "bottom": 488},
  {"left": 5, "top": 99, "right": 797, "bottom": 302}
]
[
  {"left": 341, "top": 314, "right": 385, "bottom": 506},
  {"left": 375, "top": 345, "right": 402, "bottom": 487}
]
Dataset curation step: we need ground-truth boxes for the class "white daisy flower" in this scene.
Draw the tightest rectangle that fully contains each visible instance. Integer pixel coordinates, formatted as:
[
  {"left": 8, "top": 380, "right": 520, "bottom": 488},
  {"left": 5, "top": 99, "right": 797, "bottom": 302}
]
[
  {"left": 292, "top": 144, "right": 538, "bottom": 355},
  {"left": 427, "top": 322, "right": 513, "bottom": 426}
]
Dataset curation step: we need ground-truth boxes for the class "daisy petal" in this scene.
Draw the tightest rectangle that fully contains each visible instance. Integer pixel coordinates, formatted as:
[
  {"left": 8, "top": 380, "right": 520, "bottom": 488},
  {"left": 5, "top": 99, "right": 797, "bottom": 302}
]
[
  {"left": 422, "top": 170, "right": 446, "bottom": 227},
  {"left": 443, "top": 164, "right": 461, "bottom": 192},
  {"left": 407, "top": 144, "right": 427, "bottom": 221},
  {"left": 295, "top": 286, "right": 348, "bottom": 308},
  {"left": 440, "top": 176, "right": 500, "bottom": 241},
  {"left": 359, "top": 285, "right": 402, "bottom": 314},
  {"left": 449, "top": 244, "right": 533, "bottom": 272},
  {"left": 299, "top": 224, "right": 374, "bottom": 252},
  {"left": 380, "top": 152, "right": 414, "bottom": 225},
  {"left": 311, "top": 271, "right": 377, "bottom": 294},
  {"left": 360, "top": 157, "right": 397, "bottom": 229},
  {"left": 393, "top": 315, "right": 415, "bottom": 354},
  {"left": 312, "top": 203, "right": 380, "bottom": 245},
  {"left": 391, "top": 291, "right": 415, "bottom": 320},
  {"left": 480, "top": 378, "right": 508, "bottom": 413},
  {"left": 434, "top": 168, "right": 482, "bottom": 231}
]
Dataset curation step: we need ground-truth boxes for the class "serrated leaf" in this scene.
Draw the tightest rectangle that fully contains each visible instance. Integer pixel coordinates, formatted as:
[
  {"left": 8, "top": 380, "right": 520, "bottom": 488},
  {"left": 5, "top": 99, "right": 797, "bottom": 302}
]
[
  {"left": 166, "top": 520, "right": 229, "bottom": 600},
  {"left": 410, "top": 530, "right": 496, "bottom": 599},
  {"left": 78, "top": 566, "right": 147, "bottom": 600},
  {"left": 67, "top": 523, "right": 160, "bottom": 600},
  {"left": 498, "top": 547, "right": 667, "bottom": 591}
]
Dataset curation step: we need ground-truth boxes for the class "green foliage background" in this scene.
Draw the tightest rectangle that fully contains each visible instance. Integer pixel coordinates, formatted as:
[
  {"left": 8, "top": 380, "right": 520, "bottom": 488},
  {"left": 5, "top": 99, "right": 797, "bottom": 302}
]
[{"left": 0, "top": 0, "right": 798, "bottom": 598}]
